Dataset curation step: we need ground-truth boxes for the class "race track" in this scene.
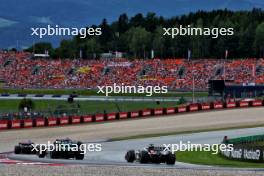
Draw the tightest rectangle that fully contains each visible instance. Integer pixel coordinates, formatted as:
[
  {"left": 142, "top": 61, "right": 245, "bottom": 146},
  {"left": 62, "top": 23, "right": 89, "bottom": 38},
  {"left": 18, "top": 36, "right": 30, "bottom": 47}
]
[
  {"left": 7, "top": 126, "right": 264, "bottom": 171},
  {"left": 1, "top": 107, "right": 264, "bottom": 175}
]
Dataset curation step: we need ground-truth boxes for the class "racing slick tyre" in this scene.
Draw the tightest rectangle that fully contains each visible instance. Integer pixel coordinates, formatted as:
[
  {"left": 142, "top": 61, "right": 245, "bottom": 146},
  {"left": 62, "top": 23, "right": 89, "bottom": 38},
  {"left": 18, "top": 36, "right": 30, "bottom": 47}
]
[
  {"left": 139, "top": 151, "right": 150, "bottom": 164},
  {"left": 75, "top": 141, "right": 84, "bottom": 160},
  {"left": 50, "top": 150, "right": 58, "bottom": 159},
  {"left": 37, "top": 145, "right": 46, "bottom": 158},
  {"left": 75, "top": 152, "right": 84, "bottom": 160},
  {"left": 14, "top": 146, "right": 21, "bottom": 154},
  {"left": 38, "top": 150, "right": 46, "bottom": 158},
  {"left": 166, "top": 153, "right": 176, "bottom": 165},
  {"left": 125, "top": 150, "right": 136, "bottom": 163}
]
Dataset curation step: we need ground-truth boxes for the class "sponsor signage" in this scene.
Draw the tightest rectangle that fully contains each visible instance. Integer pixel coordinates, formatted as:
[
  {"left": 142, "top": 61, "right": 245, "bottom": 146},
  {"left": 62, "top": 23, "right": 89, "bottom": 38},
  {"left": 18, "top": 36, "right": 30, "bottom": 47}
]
[
  {"left": 142, "top": 110, "right": 151, "bottom": 116},
  {"left": 107, "top": 113, "right": 116, "bottom": 120},
  {"left": 177, "top": 106, "right": 186, "bottom": 113},
  {"left": 239, "top": 101, "right": 249, "bottom": 107},
  {"left": 71, "top": 116, "right": 81, "bottom": 124},
  {"left": 166, "top": 108, "right": 175, "bottom": 114},
  {"left": 47, "top": 118, "right": 57, "bottom": 126},
  {"left": 59, "top": 117, "right": 69, "bottom": 125},
  {"left": 23, "top": 119, "right": 33, "bottom": 128},
  {"left": 154, "top": 109, "right": 163, "bottom": 115},
  {"left": 95, "top": 114, "right": 104, "bottom": 122},
  {"left": 226, "top": 102, "right": 236, "bottom": 108},
  {"left": 252, "top": 100, "right": 263, "bottom": 106},
  {"left": 119, "top": 112, "right": 128, "bottom": 119},
  {"left": 0, "top": 120, "right": 9, "bottom": 130},
  {"left": 214, "top": 102, "right": 223, "bottom": 109},
  {"left": 11, "top": 120, "right": 21, "bottom": 128},
  {"left": 221, "top": 147, "right": 263, "bottom": 162},
  {"left": 130, "top": 111, "right": 139, "bottom": 118},
  {"left": 83, "top": 115, "right": 92, "bottom": 123}
]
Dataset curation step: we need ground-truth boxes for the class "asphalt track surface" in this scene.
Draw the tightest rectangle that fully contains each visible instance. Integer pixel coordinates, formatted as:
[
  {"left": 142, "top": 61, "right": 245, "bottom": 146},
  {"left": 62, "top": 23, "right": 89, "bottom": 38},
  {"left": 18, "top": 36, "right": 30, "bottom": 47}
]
[
  {"left": 1, "top": 107, "right": 264, "bottom": 172},
  {"left": 7, "top": 127, "right": 264, "bottom": 171}
]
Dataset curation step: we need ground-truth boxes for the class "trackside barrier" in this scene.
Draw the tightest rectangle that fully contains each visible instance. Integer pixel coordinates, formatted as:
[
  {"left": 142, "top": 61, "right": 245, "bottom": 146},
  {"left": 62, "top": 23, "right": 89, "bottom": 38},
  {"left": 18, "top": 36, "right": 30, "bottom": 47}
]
[
  {"left": 107, "top": 113, "right": 117, "bottom": 120},
  {"left": 23, "top": 119, "right": 33, "bottom": 128},
  {"left": 82, "top": 115, "right": 93, "bottom": 123},
  {"left": 140, "top": 109, "right": 151, "bottom": 117},
  {"left": 0, "top": 120, "right": 9, "bottom": 130},
  {"left": 225, "top": 102, "right": 236, "bottom": 108},
  {"left": 119, "top": 112, "right": 128, "bottom": 119},
  {"left": 212, "top": 102, "right": 223, "bottom": 109},
  {"left": 166, "top": 107, "right": 175, "bottom": 114},
  {"left": 187, "top": 104, "right": 199, "bottom": 112},
  {"left": 58, "top": 117, "right": 69, "bottom": 125},
  {"left": 70, "top": 116, "right": 82, "bottom": 124},
  {"left": 34, "top": 118, "right": 45, "bottom": 127},
  {"left": 199, "top": 103, "right": 211, "bottom": 110},
  {"left": 250, "top": 100, "right": 263, "bottom": 107},
  {"left": 10, "top": 119, "right": 22, "bottom": 129},
  {"left": 152, "top": 108, "right": 164, "bottom": 116},
  {"left": 95, "top": 114, "right": 104, "bottom": 122},
  {"left": 129, "top": 111, "right": 139, "bottom": 118},
  {"left": 238, "top": 101, "right": 249, "bottom": 108},
  {"left": 46, "top": 117, "right": 57, "bottom": 126},
  {"left": 177, "top": 106, "right": 187, "bottom": 113},
  {"left": 0, "top": 99, "right": 263, "bottom": 131}
]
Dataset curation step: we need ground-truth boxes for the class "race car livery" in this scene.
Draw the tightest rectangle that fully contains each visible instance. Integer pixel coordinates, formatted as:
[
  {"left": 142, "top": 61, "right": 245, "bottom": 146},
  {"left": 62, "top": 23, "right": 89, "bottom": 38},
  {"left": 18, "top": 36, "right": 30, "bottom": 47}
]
[
  {"left": 125, "top": 144, "right": 176, "bottom": 165},
  {"left": 37, "top": 138, "right": 84, "bottom": 160},
  {"left": 14, "top": 141, "right": 36, "bottom": 154}
]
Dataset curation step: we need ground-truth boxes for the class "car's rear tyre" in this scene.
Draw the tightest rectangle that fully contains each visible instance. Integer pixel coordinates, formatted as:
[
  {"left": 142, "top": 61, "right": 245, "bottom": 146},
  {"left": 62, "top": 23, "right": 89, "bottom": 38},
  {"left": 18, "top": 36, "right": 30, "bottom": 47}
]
[
  {"left": 14, "top": 146, "right": 21, "bottom": 154},
  {"left": 139, "top": 151, "right": 149, "bottom": 164},
  {"left": 50, "top": 151, "right": 58, "bottom": 159},
  {"left": 166, "top": 153, "right": 176, "bottom": 165},
  {"left": 75, "top": 152, "right": 84, "bottom": 160},
  {"left": 125, "top": 150, "right": 135, "bottom": 163},
  {"left": 38, "top": 153, "right": 46, "bottom": 158},
  {"left": 75, "top": 141, "right": 84, "bottom": 160},
  {"left": 38, "top": 150, "right": 46, "bottom": 158}
]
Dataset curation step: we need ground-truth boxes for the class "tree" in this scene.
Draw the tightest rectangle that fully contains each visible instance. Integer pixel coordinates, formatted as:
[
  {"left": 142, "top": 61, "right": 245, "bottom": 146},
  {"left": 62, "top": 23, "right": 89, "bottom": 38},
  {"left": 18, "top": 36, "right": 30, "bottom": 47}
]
[
  {"left": 152, "top": 26, "right": 165, "bottom": 57},
  {"left": 144, "top": 12, "right": 158, "bottom": 32},
  {"left": 84, "top": 38, "right": 101, "bottom": 59},
  {"left": 130, "top": 13, "right": 145, "bottom": 27},
  {"left": 99, "top": 19, "right": 113, "bottom": 51},
  {"left": 118, "top": 13, "right": 129, "bottom": 33},
  {"left": 57, "top": 40, "right": 76, "bottom": 58},
  {"left": 126, "top": 27, "right": 151, "bottom": 58},
  {"left": 254, "top": 22, "right": 264, "bottom": 57},
  {"left": 25, "top": 42, "right": 53, "bottom": 54},
  {"left": 24, "top": 9, "right": 264, "bottom": 59}
]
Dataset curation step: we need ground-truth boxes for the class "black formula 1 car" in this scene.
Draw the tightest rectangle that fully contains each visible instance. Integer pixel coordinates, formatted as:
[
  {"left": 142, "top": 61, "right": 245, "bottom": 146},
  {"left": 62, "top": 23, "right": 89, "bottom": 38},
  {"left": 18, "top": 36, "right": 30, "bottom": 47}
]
[
  {"left": 125, "top": 144, "right": 176, "bottom": 164},
  {"left": 37, "top": 138, "right": 84, "bottom": 160},
  {"left": 14, "top": 141, "right": 36, "bottom": 154}
]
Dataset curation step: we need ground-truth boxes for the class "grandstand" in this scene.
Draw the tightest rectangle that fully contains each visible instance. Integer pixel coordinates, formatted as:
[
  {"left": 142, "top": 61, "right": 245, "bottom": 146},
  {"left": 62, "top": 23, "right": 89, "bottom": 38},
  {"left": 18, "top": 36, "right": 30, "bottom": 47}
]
[{"left": 0, "top": 51, "right": 264, "bottom": 91}]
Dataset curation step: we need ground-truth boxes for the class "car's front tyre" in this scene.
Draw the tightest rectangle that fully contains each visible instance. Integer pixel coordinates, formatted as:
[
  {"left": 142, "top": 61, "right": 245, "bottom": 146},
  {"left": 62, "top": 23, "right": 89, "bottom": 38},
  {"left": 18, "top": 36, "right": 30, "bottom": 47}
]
[
  {"left": 166, "top": 153, "right": 176, "bottom": 165},
  {"left": 139, "top": 151, "right": 149, "bottom": 164},
  {"left": 125, "top": 150, "right": 136, "bottom": 163},
  {"left": 14, "top": 146, "right": 21, "bottom": 154}
]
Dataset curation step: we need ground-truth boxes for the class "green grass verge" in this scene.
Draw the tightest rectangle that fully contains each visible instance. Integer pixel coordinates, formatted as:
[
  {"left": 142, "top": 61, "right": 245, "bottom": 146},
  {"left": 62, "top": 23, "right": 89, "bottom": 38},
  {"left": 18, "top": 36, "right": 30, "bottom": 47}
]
[
  {"left": 177, "top": 150, "right": 264, "bottom": 168},
  {"left": 0, "top": 99, "right": 179, "bottom": 116},
  {"left": 0, "top": 88, "right": 208, "bottom": 97},
  {"left": 110, "top": 124, "right": 264, "bottom": 141}
]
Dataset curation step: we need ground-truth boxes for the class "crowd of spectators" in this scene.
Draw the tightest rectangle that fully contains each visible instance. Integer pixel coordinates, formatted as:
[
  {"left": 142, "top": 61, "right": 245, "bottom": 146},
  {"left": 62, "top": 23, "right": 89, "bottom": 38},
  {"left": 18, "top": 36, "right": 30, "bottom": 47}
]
[{"left": 0, "top": 51, "right": 263, "bottom": 91}]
